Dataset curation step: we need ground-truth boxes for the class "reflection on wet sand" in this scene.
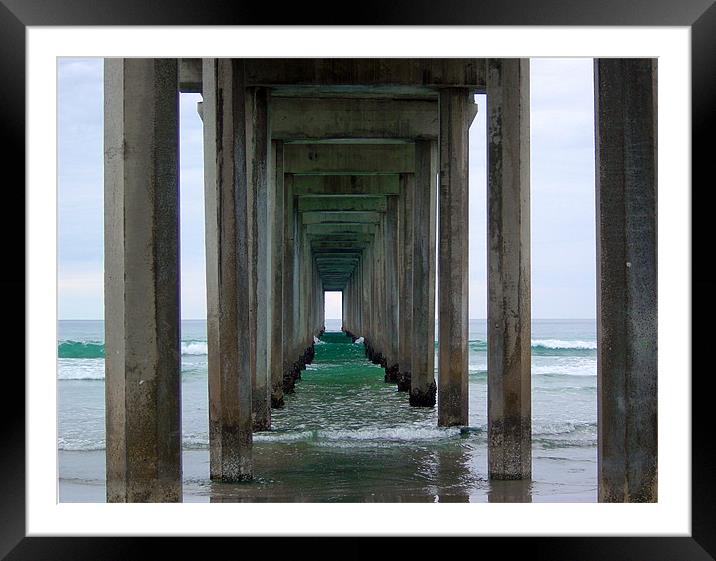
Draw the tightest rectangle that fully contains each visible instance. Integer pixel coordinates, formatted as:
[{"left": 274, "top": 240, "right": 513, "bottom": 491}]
[
  {"left": 487, "top": 479, "right": 533, "bottom": 503},
  {"left": 206, "top": 437, "right": 483, "bottom": 503}
]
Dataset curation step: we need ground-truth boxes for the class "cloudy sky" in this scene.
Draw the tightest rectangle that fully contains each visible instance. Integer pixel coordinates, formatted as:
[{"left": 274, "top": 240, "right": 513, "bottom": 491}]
[{"left": 58, "top": 58, "right": 595, "bottom": 320}]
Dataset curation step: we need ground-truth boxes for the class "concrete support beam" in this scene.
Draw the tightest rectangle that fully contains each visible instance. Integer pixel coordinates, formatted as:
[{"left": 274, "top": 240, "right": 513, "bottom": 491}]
[
  {"left": 244, "top": 58, "right": 486, "bottom": 90},
  {"left": 317, "top": 262, "right": 361, "bottom": 271},
  {"left": 310, "top": 242, "right": 371, "bottom": 251},
  {"left": 246, "top": 86, "right": 271, "bottom": 431},
  {"left": 301, "top": 211, "right": 382, "bottom": 225},
  {"left": 285, "top": 144, "right": 414, "bottom": 175},
  {"left": 437, "top": 88, "right": 471, "bottom": 427},
  {"left": 595, "top": 58, "right": 658, "bottom": 503},
  {"left": 487, "top": 59, "right": 531, "bottom": 480},
  {"left": 202, "top": 58, "right": 253, "bottom": 483},
  {"left": 294, "top": 175, "right": 400, "bottom": 196},
  {"left": 410, "top": 140, "right": 438, "bottom": 406},
  {"left": 397, "top": 173, "right": 414, "bottom": 392},
  {"left": 297, "top": 196, "right": 387, "bottom": 213},
  {"left": 104, "top": 58, "right": 182, "bottom": 502},
  {"left": 179, "top": 58, "right": 202, "bottom": 93},
  {"left": 311, "top": 238, "right": 372, "bottom": 247},
  {"left": 316, "top": 263, "right": 359, "bottom": 271},
  {"left": 271, "top": 97, "right": 438, "bottom": 141},
  {"left": 313, "top": 251, "right": 363, "bottom": 257},
  {"left": 306, "top": 223, "right": 376, "bottom": 236},
  {"left": 269, "top": 140, "right": 285, "bottom": 409}
]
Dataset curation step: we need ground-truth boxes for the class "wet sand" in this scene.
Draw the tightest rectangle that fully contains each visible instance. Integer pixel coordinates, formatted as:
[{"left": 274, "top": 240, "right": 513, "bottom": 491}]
[{"left": 60, "top": 444, "right": 595, "bottom": 503}]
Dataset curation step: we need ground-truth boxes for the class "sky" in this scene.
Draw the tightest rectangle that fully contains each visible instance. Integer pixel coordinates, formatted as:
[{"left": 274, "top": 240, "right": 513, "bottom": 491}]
[{"left": 58, "top": 58, "right": 596, "bottom": 320}]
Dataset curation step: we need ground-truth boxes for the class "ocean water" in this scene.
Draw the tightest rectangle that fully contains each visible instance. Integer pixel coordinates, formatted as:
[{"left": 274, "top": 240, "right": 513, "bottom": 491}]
[{"left": 58, "top": 319, "right": 597, "bottom": 502}]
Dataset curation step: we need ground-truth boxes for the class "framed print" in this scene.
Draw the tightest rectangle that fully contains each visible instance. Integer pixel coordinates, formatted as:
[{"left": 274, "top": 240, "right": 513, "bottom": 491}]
[{"left": 5, "top": 0, "right": 714, "bottom": 558}]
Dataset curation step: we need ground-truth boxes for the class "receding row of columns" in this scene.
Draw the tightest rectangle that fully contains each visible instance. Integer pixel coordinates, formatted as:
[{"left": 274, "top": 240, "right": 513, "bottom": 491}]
[
  {"left": 103, "top": 57, "right": 657, "bottom": 503},
  {"left": 203, "top": 60, "right": 328, "bottom": 483}
]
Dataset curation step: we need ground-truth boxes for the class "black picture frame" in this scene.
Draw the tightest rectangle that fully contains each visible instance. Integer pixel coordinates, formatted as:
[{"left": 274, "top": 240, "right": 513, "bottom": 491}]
[{"left": 4, "top": 1, "right": 713, "bottom": 558}]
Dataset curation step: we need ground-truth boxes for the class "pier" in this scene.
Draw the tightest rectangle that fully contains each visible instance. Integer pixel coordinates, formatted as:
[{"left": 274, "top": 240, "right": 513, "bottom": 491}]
[{"left": 103, "top": 58, "right": 657, "bottom": 502}]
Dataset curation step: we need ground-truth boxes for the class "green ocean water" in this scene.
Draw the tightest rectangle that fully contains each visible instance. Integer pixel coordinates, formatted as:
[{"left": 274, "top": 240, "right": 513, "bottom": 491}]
[{"left": 58, "top": 319, "right": 597, "bottom": 502}]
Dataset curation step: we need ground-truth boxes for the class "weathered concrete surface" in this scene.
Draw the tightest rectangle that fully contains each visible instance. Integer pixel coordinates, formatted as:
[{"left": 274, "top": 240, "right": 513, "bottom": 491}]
[
  {"left": 244, "top": 59, "right": 487, "bottom": 89},
  {"left": 284, "top": 144, "right": 414, "bottom": 175},
  {"left": 397, "top": 173, "right": 414, "bottom": 392},
  {"left": 301, "top": 211, "right": 382, "bottom": 225},
  {"left": 104, "top": 58, "right": 182, "bottom": 501},
  {"left": 486, "top": 59, "right": 531, "bottom": 480},
  {"left": 282, "top": 174, "right": 297, "bottom": 391},
  {"left": 384, "top": 195, "right": 400, "bottom": 381},
  {"left": 202, "top": 58, "right": 253, "bottom": 483},
  {"left": 306, "top": 221, "right": 376, "bottom": 233},
  {"left": 438, "top": 88, "right": 471, "bottom": 427},
  {"left": 269, "top": 140, "right": 285, "bottom": 409},
  {"left": 595, "top": 58, "right": 658, "bottom": 503},
  {"left": 297, "top": 196, "right": 387, "bottom": 213},
  {"left": 178, "top": 58, "right": 202, "bottom": 93},
  {"left": 271, "top": 97, "right": 438, "bottom": 141},
  {"left": 410, "top": 140, "right": 438, "bottom": 407},
  {"left": 370, "top": 220, "right": 386, "bottom": 364},
  {"left": 293, "top": 175, "right": 399, "bottom": 196},
  {"left": 246, "top": 86, "right": 271, "bottom": 432}
]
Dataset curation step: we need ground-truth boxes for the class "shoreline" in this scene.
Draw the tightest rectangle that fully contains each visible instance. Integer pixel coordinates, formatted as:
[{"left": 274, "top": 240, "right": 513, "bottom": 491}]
[{"left": 60, "top": 445, "right": 596, "bottom": 503}]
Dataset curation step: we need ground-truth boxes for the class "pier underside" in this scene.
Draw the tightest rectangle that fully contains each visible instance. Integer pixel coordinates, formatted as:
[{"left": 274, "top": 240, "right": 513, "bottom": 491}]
[{"left": 103, "top": 58, "right": 657, "bottom": 503}]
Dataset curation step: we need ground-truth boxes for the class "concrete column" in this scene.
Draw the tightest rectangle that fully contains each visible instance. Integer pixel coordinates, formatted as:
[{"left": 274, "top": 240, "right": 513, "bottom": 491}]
[
  {"left": 374, "top": 231, "right": 384, "bottom": 363},
  {"left": 269, "top": 140, "right": 285, "bottom": 408},
  {"left": 438, "top": 89, "right": 471, "bottom": 426},
  {"left": 319, "top": 269, "right": 324, "bottom": 331},
  {"left": 384, "top": 195, "right": 400, "bottom": 381},
  {"left": 202, "top": 58, "right": 253, "bottom": 482},
  {"left": 345, "top": 281, "right": 349, "bottom": 332},
  {"left": 487, "top": 58, "right": 531, "bottom": 480},
  {"left": 411, "top": 140, "right": 438, "bottom": 406},
  {"left": 282, "top": 174, "right": 295, "bottom": 384},
  {"left": 355, "top": 271, "right": 359, "bottom": 333},
  {"left": 311, "top": 262, "right": 317, "bottom": 336},
  {"left": 304, "top": 232, "right": 311, "bottom": 350},
  {"left": 246, "top": 87, "right": 271, "bottom": 431},
  {"left": 398, "top": 174, "right": 414, "bottom": 392},
  {"left": 354, "top": 260, "right": 360, "bottom": 335},
  {"left": 292, "top": 206, "right": 302, "bottom": 362},
  {"left": 372, "top": 220, "right": 384, "bottom": 364},
  {"left": 104, "top": 58, "right": 182, "bottom": 501},
  {"left": 358, "top": 257, "right": 364, "bottom": 334},
  {"left": 300, "top": 228, "right": 311, "bottom": 351},
  {"left": 365, "top": 245, "right": 374, "bottom": 352},
  {"left": 595, "top": 59, "right": 657, "bottom": 502}
]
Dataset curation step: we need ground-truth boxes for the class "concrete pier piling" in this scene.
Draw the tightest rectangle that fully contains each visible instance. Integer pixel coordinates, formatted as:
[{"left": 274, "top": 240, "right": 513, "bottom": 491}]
[
  {"left": 437, "top": 88, "right": 472, "bottom": 426},
  {"left": 269, "top": 140, "right": 285, "bottom": 409},
  {"left": 202, "top": 58, "right": 253, "bottom": 482},
  {"left": 595, "top": 58, "right": 658, "bottom": 502},
  {"left": 397, "top": 173, "right": 415, "bottom": 392},
  {"left": 102, "top": 57, "right": 656, "bottom": 501},
  {"left": 384, "top": 195, "right": 400, "bottom": 381},
  {"left": 410, "top": 140, "right": 438, "bottom": 407},
  {"left": 486, "top": 58, "right": 532, "bottom": 480},
  {"left": 247, "top": 86, "right": 272, "bottom": 432},
  {"left": 104, "top": 58, "right": 182, "bottom": 501}
]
